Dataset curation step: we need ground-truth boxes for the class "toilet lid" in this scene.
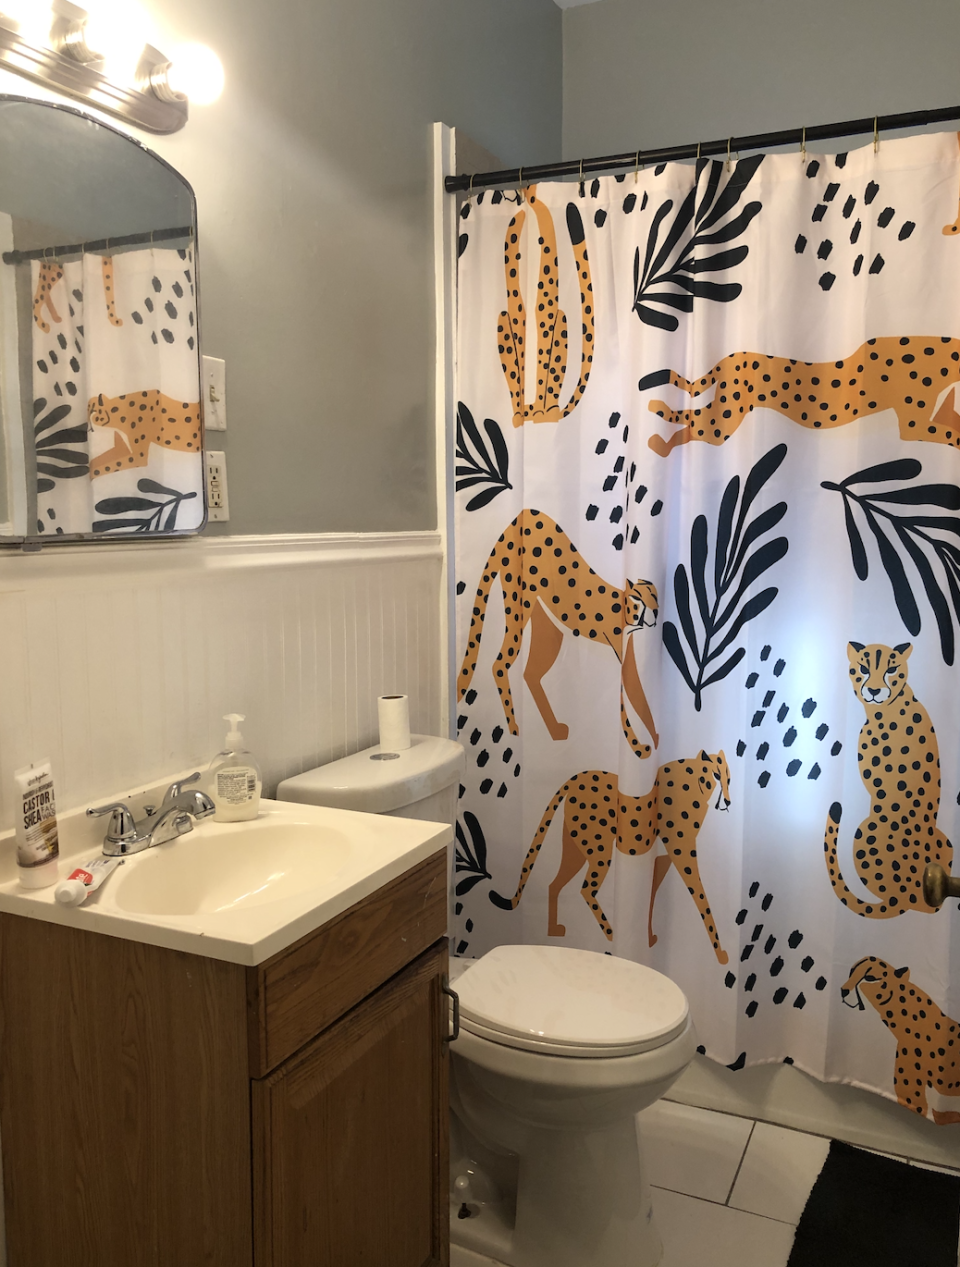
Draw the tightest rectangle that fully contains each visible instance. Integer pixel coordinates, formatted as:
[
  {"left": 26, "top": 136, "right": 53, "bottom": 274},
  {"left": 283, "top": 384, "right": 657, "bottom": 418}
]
[{"left": 455, "top": 945, "right": 689, "bottom": 1058}]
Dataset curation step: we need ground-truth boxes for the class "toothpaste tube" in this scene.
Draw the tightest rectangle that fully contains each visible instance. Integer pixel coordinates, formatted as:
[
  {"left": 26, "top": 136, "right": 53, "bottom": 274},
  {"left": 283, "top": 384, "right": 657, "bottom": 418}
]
[{"left": 54, "top": 856, "right": 123, "bottom": 907}]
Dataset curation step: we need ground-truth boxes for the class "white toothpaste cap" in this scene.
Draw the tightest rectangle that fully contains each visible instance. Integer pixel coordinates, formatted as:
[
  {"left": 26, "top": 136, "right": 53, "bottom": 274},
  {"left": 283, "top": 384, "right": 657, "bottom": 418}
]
[{"left": 54, "top": 878, "right": 88, "bottom": 906}]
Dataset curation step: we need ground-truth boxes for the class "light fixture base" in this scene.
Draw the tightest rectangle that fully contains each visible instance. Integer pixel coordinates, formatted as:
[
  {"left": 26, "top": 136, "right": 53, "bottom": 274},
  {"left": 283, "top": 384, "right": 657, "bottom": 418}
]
[{"left": 0, "top": 18, "right": 187, "bottom": 133}]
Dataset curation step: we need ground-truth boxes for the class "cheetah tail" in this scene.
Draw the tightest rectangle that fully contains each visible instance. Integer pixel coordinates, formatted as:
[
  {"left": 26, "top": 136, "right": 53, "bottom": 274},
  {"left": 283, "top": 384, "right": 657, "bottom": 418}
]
[
  {"left": 621, "top": 688, "right": 652, "bottom": 760},
  {"left": 559, "top": 203, "right": 594, "bottom": 421},
  {"left": 457, "top": 547, "right": 501, "bottom": 703},
  {"left": 823, "top": 803, "right": 902, "bottom": 919},
  {"left": 489, "top": 783, "right": 568, "bottom": 911}
]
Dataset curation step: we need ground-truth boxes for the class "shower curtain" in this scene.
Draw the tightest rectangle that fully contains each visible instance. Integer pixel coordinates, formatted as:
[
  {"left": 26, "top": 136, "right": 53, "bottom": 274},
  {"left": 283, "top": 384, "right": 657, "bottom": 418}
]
[
  {"left": 30, "top": 244, "right": 203, "bottom": 536},
  {"left": 454, "top": 131, "right": 960, "bottom": 1123}
]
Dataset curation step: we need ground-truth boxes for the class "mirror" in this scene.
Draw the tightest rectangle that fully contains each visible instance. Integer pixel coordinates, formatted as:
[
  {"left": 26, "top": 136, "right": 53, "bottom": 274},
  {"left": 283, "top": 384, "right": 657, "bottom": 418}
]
[{"left": 0, "top": 96, "right": 204, "bottom": 541}]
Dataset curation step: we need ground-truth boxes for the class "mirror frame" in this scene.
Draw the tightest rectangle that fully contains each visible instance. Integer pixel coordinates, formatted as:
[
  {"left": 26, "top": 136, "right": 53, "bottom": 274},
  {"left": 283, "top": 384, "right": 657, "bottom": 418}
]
[{"left": 0, "top": 94, "right": 206, "bottom": 548}]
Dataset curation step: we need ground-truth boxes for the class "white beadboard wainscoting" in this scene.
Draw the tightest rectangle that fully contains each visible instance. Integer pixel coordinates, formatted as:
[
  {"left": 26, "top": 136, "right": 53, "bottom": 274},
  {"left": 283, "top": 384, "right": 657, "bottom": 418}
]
[{"left": 0, "top": 531, "right": 444, "bottom": 829}]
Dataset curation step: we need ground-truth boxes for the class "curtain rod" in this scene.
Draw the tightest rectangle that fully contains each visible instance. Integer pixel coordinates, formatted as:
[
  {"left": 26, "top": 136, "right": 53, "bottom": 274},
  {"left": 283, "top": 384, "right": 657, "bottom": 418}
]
[
  {"left": 1, "top": 224, "right": 193, "bottom": 266},
  {"left": 443, "top": 104, "right": 960, "bottom": 194}
]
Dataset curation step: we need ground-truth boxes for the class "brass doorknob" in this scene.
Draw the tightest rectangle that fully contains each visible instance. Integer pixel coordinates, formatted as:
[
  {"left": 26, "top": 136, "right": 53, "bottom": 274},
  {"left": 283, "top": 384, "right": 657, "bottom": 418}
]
[{"left": 922, "top": 863, "right": 960, "bottom": 909}]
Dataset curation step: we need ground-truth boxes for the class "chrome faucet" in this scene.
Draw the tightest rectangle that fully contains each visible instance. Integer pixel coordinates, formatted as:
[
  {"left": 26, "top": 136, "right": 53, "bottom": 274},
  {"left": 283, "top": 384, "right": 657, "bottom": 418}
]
[{"left": 87, "top": 772, "right": 216, "bottom": 857}]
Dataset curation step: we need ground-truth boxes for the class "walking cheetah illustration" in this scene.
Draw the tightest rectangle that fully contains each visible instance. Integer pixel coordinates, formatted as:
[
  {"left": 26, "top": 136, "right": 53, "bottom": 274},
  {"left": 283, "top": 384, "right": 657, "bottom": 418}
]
[
  {"left": 498, "top": 186, "right": 594, "bottom": 427},
  {"left": 842, "top": 957, "right": 960, "bottom": 1123},
  {"left": 641, "top": 337, "right": 960, "bottom": 456},
  {"left": 459, "top": 509, "right": 659, "bottom": 758},
  {"left": 33, "top": 259, "right": 63, "bottom": 333},
  {"left": 824, "top": 642, "right": 952, "bottom": 918},
  {"left": 88, "top": 390, "right": 202, "bottom": 478},
  {"left": 490, "top": 751, "right": 731, "bottom": 962}
]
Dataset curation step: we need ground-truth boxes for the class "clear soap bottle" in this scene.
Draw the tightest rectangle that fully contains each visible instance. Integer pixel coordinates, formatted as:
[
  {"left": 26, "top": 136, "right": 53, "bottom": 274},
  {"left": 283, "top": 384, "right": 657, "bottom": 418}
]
[{"left": 208, "top": 713, "right": 262, "bottom": 822}]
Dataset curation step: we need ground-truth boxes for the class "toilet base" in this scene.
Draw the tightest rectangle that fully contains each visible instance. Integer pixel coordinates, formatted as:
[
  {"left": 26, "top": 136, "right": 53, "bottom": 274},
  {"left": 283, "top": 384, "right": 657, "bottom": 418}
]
[{"left": 451, "top": 1111, "right": 663, "bottom": 1267}]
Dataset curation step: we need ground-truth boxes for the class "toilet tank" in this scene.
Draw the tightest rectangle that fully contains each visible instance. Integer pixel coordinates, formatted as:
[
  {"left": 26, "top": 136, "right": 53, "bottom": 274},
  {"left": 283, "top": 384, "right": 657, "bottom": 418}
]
[
  {"left": 276, "top": 734, "right": 464, "bottom": 827},
  {"left": 277, "top": 735, "right": 464, "bottom": 941}
]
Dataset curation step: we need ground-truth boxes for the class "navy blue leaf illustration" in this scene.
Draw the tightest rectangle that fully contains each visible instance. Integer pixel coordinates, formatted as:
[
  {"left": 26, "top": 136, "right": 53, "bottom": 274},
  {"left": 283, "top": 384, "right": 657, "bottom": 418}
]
[
  {"left": 632, "top": 155, "right": 764, "bottom": 331},
  {"left": 456, "top": 402, "right": 512, "bottom": 511},
  {"left": 34, "top": 397, "right": 87, "bottom": 484},
  {"left": 823, "top": 461, "right": 960, "bottom": 665},
  {"left": 455, "top": 811, "right": 492, "bottom": 896},
  {"left": 664, "top": 444, "right": 788, "bottom": 709},
  {"left": 93, "top": 479, "right": 197, "bottom": 534}
]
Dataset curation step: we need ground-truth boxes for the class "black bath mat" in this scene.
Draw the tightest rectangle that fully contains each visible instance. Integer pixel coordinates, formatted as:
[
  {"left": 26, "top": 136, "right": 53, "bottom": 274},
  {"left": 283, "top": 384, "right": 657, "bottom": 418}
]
[{"left": 788, "top": 1139, "right": 960, "bottom": 1267}]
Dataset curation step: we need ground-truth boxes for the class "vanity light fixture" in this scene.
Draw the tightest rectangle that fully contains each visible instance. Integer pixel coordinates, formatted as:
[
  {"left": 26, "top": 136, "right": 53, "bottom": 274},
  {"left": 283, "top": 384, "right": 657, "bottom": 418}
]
[{"left": 0, "top": 0, "right": 223, "bottom": 132}]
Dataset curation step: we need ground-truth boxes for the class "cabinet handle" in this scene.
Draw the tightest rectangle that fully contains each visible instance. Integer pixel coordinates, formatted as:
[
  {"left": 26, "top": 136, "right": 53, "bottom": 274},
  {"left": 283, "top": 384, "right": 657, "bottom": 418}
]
[{"left": 441, "top": 976, "right": 460, "bottom": 1043}]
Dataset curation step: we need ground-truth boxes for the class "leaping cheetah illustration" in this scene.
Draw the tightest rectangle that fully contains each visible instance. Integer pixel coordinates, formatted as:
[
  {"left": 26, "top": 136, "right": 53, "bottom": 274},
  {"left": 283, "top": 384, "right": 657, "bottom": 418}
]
[
  {"left": 88, "top": 390, "right": 201, "bottom": 478},
  {"left": 490, "top": 751, "right": 731, "bottom": 962},
  {"left": 498, "top": 186, "right": 594, "bottom": 427},
  {"left": 842, "top": 957, "right": 960, "bottom": 1123},
  {"left": 459, "top": 509, "right": 659, "bottom": 758},
  {"left": 642, "top": 337, "right": 960, "bottom": 455},
  {"left": 824, "top": 642, "right": 952, "bottom": 918}
]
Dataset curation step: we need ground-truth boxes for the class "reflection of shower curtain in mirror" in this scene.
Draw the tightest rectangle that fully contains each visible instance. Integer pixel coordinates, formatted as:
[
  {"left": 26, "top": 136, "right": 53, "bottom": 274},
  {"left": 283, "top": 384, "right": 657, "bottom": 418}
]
[{"left": 31, "top": 245, "right": 203, "bottom": 536}]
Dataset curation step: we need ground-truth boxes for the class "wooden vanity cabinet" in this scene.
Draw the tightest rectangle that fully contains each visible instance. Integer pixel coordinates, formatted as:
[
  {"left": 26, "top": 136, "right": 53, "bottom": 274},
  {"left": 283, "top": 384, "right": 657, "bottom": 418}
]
[{"left": 0, "top": 850, "right": 449, "bottom": 1267}]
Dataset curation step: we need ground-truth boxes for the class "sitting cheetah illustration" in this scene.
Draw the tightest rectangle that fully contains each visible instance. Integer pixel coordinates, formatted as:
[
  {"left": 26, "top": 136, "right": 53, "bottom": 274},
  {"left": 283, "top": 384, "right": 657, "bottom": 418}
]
[
  {"left": 459, "top": 509, "right": 659, "bottom": 758},
  {"left": 33, "top": 259, "right": 63, "bottom": 333},
  {"left": 498, "top": 186, "right": 594, "bottom": 427},
  {"left": 88, "top": 390, "right": 202, "bottom": 478},
  {"left": 490, "top": 751, "right": 731, "bottom": 963},
  {"left": 824, "top": 642, "right": 952, "bottom": 918},
  {"left": 641, "top": 337, "right": 960, "bottom": 455},
  {"left": 842, "top": 957, "right": 960, "bottom": 1123}
]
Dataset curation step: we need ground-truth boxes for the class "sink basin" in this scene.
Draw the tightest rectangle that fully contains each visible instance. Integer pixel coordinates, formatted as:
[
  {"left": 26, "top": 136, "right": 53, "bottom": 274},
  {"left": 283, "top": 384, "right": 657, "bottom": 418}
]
[
  {"left": 0, "top": 796, "right": 451, "bottom": 965},
  {"left": 113, "top": 822, "right": 354, "bottom": 917}
]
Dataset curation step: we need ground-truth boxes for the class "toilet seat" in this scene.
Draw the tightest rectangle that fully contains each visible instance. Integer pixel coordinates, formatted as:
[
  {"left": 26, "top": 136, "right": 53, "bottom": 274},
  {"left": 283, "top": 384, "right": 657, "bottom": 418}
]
[{"left": 455, "top": 945, "right": 689, "bottom": 1058}]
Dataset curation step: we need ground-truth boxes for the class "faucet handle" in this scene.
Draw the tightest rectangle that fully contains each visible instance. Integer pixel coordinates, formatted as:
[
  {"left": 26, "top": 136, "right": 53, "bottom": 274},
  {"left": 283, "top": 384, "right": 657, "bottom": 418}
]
[
  {"left": 161, "top": 772, "right": 202, "bottom": 804},
  {"left": 86, "top": 801, "right": 137, "bottom": 844}
]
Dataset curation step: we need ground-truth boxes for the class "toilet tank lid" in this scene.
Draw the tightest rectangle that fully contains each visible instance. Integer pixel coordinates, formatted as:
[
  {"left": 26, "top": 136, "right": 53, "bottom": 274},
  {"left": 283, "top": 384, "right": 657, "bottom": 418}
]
[
  {"left": 275, "top": 734, "right": 465, "bottom": 814},
  {"left": 454, "top": 945, "right": 689, "bottom": 1053}
]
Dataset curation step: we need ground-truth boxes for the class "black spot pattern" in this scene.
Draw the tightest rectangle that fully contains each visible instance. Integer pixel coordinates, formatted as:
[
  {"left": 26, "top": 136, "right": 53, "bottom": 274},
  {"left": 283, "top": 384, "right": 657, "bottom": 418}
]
[
  {"left": 798, "top": 161, "right": 915, "bottom": 286},
  {"left": 736, "top": 646, "right": 841, "bottom": 784}
]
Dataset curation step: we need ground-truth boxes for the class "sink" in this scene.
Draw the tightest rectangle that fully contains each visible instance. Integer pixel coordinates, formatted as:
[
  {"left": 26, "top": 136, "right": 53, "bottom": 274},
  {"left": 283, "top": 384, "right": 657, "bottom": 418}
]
[
  {"left": 0, "top": 796, "right": 451, "bottom": 966},
  {"left": 113, "top": 821, "right": 354, "bottom": 917}
]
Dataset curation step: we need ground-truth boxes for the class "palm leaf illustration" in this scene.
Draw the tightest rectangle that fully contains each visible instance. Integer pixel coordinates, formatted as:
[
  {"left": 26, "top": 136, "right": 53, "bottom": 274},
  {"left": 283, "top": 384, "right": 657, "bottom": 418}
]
[
  {"left": 632, "top": 154, "right": 764, "bottom": 331},
  {"left": 455, "top": 811, "right": 492, "bottom": 896},
  {"left": 94, "top": 479, "right": 197, "bottom": 534},
  {"left": 455, "top": 402, "right": 512, "bottom": 511},
  {"left": 663, "top": 443, "right": 788, "bottom": 709},
  {"left": 823, "top": 459, "right": 960, "bottom": 664}
]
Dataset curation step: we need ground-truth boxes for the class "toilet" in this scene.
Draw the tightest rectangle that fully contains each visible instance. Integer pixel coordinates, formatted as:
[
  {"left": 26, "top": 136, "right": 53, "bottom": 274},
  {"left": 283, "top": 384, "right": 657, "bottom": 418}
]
[
  {"left": 449, "top": 946, "right": 696, "bottom": 1267},
  {"left": 277, "top": 737, "right": 695, "bottom": 1267}
]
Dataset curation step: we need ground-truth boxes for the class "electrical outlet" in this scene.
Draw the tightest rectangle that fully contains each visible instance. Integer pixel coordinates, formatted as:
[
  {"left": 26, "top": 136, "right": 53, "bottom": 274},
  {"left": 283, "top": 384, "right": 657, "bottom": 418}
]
[
  {"left": 202, "top": 355, "right": 226, "bottom": 431},
  {"left": 206, "top": 450, "right": 229, "bottom": 521}
]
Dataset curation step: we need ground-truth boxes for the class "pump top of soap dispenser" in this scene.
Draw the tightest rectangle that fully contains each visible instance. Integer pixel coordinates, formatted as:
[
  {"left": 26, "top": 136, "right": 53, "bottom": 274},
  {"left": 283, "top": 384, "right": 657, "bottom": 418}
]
[{"left": 223, "top": 714, "right": 246, "bottom": 748}]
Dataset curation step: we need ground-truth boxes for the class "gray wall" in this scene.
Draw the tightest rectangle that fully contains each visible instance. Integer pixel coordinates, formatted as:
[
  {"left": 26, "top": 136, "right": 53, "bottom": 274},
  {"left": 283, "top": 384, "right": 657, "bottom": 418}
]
[
  {"left": 562, "top": 0, "right": 960, "bottom": 159},
  {"left": 140, "top": 0, "right": 561, "bottom": 535}
]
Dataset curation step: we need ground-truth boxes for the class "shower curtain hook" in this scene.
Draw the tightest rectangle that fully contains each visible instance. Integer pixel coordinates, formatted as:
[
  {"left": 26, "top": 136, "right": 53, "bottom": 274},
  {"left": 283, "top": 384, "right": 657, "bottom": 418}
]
[
  {"left": 800, "top": 126, "right": 806, "bottom": 163},
  {"left": 634, "top": 150, "right": 640, "bottom": 183},
  {"left": 726, "top": 137, "right": 732, "bottom": 173},
  {"left": 467, "top": 173, "right": 474, "bottom": 205},
  {"left": 696, "top": 140, "right": 701, "bottom": 164},
  {"left": 578, "top": 159, "right": 585, "bottom": 198},
  {"left": 874, "top": 117, "right": 879, "bottom": 154},
  {"left": 518, "top": 169, "right": 523, "bottom": 204}
]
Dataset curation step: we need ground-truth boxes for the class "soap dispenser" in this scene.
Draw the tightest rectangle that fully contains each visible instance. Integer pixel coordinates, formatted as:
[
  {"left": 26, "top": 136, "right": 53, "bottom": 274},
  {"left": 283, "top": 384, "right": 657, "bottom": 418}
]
[{"left": 208, "top": 714, "right": 262, "bottom": 822}]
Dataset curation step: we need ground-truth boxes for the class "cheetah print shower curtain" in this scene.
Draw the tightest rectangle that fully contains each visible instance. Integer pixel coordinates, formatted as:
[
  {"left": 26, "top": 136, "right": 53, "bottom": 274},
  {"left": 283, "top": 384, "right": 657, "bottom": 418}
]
[
  {"left": 455, "top": 131, "right": 960, "bottom": 1123},
  {"left": 30, "top": 245, "right": 203, "bottom": 537}
]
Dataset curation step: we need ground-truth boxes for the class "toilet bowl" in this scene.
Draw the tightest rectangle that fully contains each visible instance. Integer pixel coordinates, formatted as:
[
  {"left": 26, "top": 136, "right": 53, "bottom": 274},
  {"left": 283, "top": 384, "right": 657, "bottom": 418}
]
[{"left": 449, "top": 945, "right": 697, "bottom": 1267}]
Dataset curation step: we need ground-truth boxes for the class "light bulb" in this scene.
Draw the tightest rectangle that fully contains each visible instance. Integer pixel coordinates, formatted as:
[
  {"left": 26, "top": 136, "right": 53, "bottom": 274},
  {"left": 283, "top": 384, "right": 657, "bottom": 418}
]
[
  {"left": 1, "top": 0, "right": 51, "bottom": 45},
  {"left": 83, "top": 0, "right": 150, "bottom": 84},
  {"left": 165, "top": 42, "right": 223, "bottom": 105}
]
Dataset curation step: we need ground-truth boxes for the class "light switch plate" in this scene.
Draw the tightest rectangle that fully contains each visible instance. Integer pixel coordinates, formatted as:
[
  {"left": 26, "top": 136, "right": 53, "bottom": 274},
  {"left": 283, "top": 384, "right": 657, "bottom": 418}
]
[
  {"left": 202, "top": 355, "right": 226, "bottom": 431},
  {"left": 206, "top": 450, "right": 229, "bottom": 521}
]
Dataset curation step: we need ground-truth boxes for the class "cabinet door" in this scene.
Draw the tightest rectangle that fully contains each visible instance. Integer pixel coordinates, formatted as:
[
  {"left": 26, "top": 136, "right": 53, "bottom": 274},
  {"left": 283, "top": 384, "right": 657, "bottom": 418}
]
[{"left": 253, "top": 941, "right": 449, "bottom": 1267}]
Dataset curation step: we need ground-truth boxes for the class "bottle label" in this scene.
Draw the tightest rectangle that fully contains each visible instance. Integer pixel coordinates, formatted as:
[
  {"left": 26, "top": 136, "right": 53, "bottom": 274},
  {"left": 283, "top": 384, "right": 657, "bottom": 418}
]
[
  {"left": 17, "top": 768, "right": 59, "bottom": 868},
  {"left": 216, "top": 768, "right": 258, "bottom": 805}
]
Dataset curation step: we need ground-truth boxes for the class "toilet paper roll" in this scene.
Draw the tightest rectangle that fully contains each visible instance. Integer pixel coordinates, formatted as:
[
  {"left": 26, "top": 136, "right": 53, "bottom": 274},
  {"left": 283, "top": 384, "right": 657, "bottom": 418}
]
[{"left": 378, "top": 694, "right": 411, "bottom": 752}]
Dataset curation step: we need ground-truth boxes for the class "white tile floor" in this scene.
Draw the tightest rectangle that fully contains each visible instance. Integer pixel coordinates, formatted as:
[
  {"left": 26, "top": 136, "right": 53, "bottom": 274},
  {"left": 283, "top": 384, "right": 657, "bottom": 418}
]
[{"left": 451, "top": 1099, "right": 960, "bottom": 1267}]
